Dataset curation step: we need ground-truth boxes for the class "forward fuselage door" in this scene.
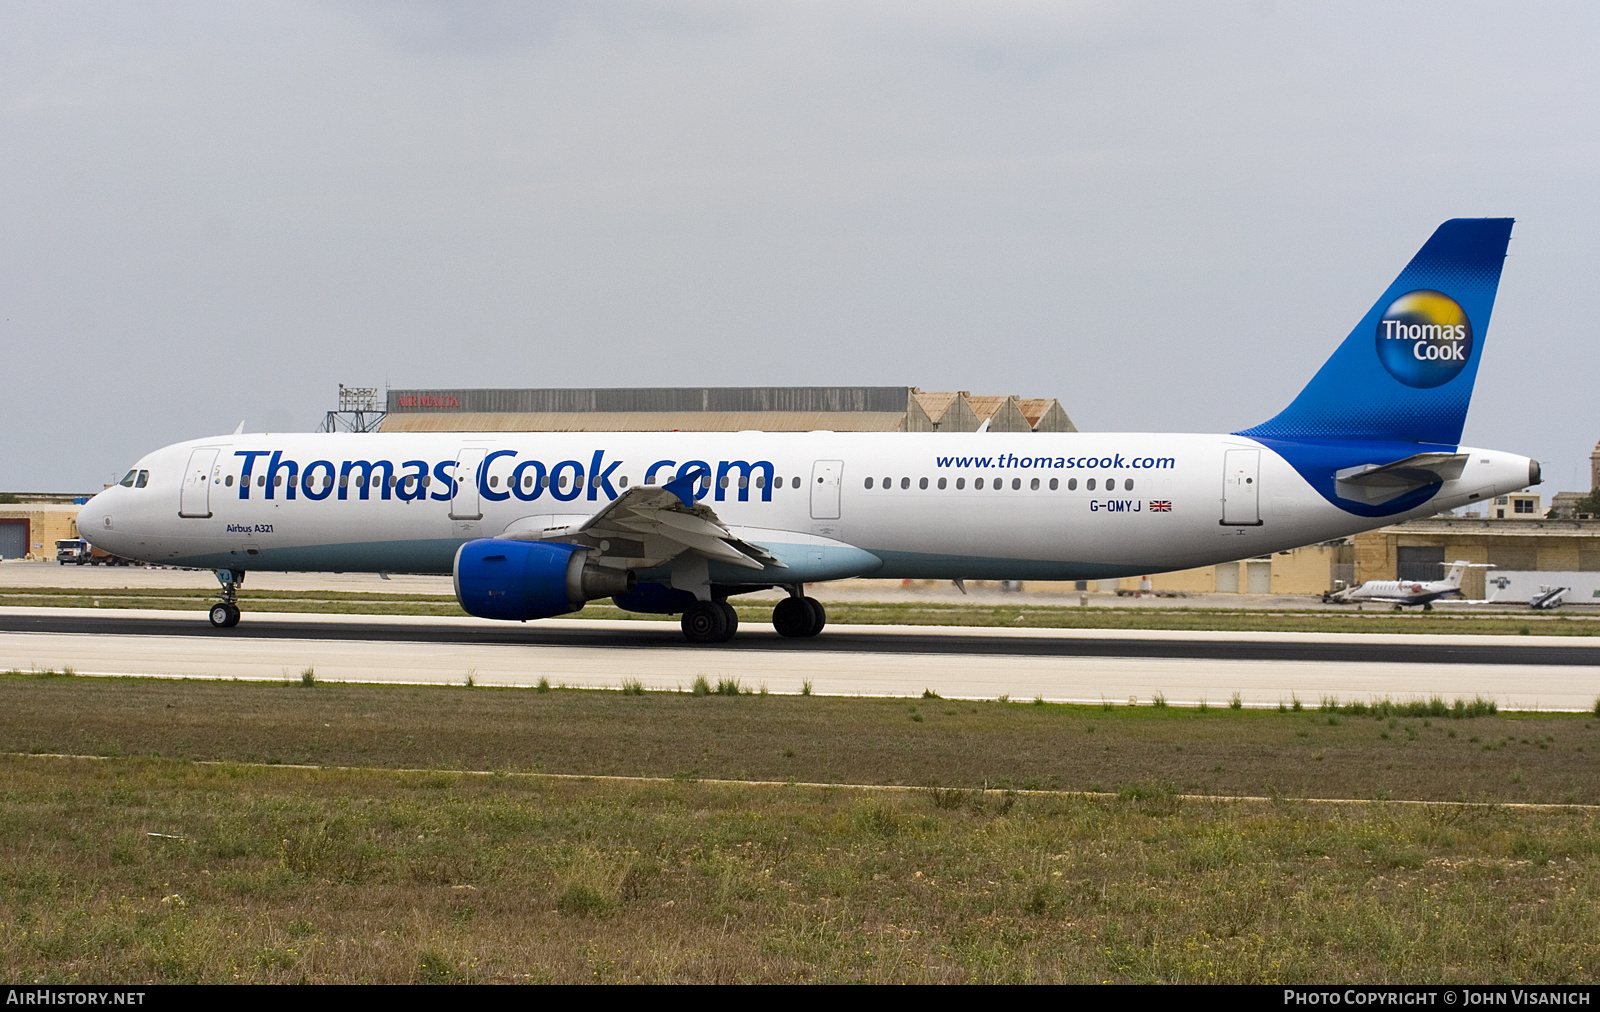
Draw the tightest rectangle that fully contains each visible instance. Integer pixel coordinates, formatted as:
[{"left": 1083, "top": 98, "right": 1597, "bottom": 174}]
[
  {"left": 178, "top": 448, "right": 220, "bottom": 518},
  {"left": 450, "top": 447, "right": 487, "bottom": 520},
  {"left": 1221, "top": 448, "right": 1262, "bottom": 526},
  {"left": 810, "top": 459, "right": 843, "bottom": 520}
]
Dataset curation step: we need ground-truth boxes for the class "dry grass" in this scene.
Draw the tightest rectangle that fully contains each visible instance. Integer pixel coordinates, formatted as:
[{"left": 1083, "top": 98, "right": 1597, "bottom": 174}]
[
  {"left": 3, "top": 675, "right": 1598, "bottom": 982},
  {"left": 1, "top": 673, "right": 1596, "bottom": 804},
  {"left": 1, "top": 755, "right": 1596, "bottom": 983}
]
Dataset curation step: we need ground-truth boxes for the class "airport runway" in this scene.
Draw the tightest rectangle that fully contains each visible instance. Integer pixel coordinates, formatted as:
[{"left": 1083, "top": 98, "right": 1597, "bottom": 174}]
[{"left": 1, "top": 607, "right": 1596, "bottom": 710}]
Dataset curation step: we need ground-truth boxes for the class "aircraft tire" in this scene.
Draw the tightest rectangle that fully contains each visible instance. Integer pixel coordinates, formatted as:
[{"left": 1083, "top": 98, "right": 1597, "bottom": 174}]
[
  {"left": 803, "top": 597, "right": 826, "bottom": 637},
  {"left": 716, "top": 601, "right": 738, "bottom": 640},
  {"left": 209, "top": 604, "right": 232, "bottom": 628},
  {"left": 772, "top": 597, "right": 812, "bottom": 637},
  {"left": 681, "top": 601, "right": 730, "bottom": 644}
]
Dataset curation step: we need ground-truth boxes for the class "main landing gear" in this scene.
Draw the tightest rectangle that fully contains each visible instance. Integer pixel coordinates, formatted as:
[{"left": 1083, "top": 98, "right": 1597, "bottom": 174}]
[
  {"left": 209, "top": 568, "right": 243, "bottom": 628},
  {"left": 678, "top": 591, "right": 827, "bottom": 643},
  {"left": 681, "top": 600, "right": 739, "bottom": 644},
  {"left": 772, "top": 592, "right": 825, "bottom": 639}
]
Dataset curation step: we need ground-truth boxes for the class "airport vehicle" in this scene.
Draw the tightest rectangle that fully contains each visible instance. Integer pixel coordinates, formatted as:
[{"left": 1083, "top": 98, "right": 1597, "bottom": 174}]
[
  {"left": 56, "top": 538, "right": 92, "bottom": 564},
  {"left": 78, "top": 219, "right": 1540, "bottom": 640},
  {"left": 1529, "top": 585, "right": 1569, "bottom": 610},
  {"left": 55, "top": 538, "right": 133, "bottom": 566},
  {"left": 1325, "top": 560, "right": 1488, "bottom": 610}
]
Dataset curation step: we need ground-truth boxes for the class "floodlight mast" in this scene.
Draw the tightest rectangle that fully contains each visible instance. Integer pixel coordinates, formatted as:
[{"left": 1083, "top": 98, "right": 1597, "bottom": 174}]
[{"left": 318, "top": 384, "right": 387, "bottom": 433}]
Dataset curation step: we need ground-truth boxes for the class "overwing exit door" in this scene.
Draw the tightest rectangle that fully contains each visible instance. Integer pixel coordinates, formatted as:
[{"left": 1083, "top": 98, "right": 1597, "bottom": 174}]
[
  {"left": 1221, "top": 448, "right": 1262, "bottom": 526},
  {"left": 179, "top": 448, "right": 220, "bottom": 518},
  {"left": 810, "top": 460, "right": 843, "bottom": 520}
]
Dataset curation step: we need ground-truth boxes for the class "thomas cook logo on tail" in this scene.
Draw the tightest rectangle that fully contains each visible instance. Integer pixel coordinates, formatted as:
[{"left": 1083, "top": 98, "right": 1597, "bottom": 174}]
[{"left": 1374, "top": 289, "right": 1473, "bottom": 388}]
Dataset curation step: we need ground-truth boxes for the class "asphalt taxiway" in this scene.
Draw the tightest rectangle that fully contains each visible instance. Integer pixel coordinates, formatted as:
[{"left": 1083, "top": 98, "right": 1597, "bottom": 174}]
[{"left": 1, "top": 608, "right": 1595, "bottom": 710}]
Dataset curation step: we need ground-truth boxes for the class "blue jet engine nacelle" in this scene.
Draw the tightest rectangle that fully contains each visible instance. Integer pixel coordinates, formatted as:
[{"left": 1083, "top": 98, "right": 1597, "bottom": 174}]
[{"left": 454, "top": 539, "right": 634, "bottom": 621}]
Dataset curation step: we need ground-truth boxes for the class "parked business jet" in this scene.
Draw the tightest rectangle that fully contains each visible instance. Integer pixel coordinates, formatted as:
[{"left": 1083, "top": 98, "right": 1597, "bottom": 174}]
[
  {"left": 79, "top": 219, "right": 1538, "bottom": 642},
  {"left": 1329, "top": 560, "right": 1490, "bottom": 610}
]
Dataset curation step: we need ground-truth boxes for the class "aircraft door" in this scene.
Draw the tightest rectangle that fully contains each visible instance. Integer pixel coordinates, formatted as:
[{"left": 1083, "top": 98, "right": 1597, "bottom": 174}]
[
  {"left": 810, "top": 459, "right": 843, "bottom": 520},
  {"left": 179, "top": 448, "right": 220, "bottom": 518},
  {"left": 449, "top": 447, "right": 487, "bottom": 520},
  {"left": 1220, "top": 449, "right": 1262, "bottom": 526}
]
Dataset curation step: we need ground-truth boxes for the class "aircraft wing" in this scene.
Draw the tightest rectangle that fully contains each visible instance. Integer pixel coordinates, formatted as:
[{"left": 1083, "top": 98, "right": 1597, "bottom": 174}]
[
  {"left": 497, "top": 471, "right": 784, "bottom": 572},
  {"left": 1334, "top": 452, "right": 1470, "bottom": 505}
]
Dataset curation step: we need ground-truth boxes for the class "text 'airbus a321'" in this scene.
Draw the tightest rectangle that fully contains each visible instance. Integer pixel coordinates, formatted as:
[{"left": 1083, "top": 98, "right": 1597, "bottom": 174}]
[{"left": 80, "top": 219, "right": 1538, "bottom": 643}]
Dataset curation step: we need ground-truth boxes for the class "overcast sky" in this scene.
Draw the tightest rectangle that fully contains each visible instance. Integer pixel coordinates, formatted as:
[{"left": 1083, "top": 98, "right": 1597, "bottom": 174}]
[{"left": 2, "top": 1, "right": 1596, "bottom": 492}]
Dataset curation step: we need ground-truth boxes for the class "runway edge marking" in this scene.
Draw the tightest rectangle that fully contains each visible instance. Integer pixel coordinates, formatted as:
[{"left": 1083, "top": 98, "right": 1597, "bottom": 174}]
[{"left": 9, "top": 752, "right": 1600, "bottom": 812}]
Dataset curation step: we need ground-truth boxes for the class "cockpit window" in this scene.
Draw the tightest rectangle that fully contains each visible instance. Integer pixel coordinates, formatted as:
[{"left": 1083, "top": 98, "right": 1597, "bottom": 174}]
[
  {"left": 134, "top": 470, "right": 149, "bottom": 488},
  {"left": 118, "top": 470, "right": 137, "bottom": 487}
]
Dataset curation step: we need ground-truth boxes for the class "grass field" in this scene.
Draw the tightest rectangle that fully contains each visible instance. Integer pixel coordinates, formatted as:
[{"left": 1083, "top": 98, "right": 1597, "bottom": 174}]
[
  {"left": 5, "top": 584, "right": 1600, "bottom": 635},
  {"left": 2, "top": 673, "right": 1597, "bottom": 803},
  {"left": 2, "top": 673, "right": 1598, "bottom": 982}
]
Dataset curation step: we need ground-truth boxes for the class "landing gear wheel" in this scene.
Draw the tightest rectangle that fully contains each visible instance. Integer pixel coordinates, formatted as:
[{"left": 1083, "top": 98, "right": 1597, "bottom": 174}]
[
  {"left": 773, "top": 597, "right": 812, "bottom": 637},
  {"left": 209, "top": 603, "right": 240, "bottom": 628},
  {"left": 716, "top": 600, "right": 738, "bottom": 638},
  {"left": 1393, "top": 603, "right": 1403, "bottom": 612},
  {"left": 681, "top": 601, "right": 732, "bottom": 643},
  {"left": 804, "top": 597, "right": 826, "bottom": 636},
  {"left": 1423, "top": 602, "right": 1433, "bottom": 612}
]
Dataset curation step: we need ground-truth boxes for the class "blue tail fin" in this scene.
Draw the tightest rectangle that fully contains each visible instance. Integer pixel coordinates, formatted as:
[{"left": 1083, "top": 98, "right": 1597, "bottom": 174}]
[{"left": 1237, "top": 218, "right": 1513, "bottom": 446}]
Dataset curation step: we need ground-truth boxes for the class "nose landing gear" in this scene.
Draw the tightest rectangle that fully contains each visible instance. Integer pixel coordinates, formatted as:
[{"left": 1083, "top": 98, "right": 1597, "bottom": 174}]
[{"left": 209, "top": 569, "right": 244, "bottom": 628}]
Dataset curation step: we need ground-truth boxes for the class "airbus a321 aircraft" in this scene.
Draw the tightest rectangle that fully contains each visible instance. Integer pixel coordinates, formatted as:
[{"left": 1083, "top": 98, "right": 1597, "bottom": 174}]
[
  {"left": 1331, "top": 560, "right": 1488, "bottom": 610},
  {"left": 79, "top": 219, "right": 1539, "bottom": 643}
]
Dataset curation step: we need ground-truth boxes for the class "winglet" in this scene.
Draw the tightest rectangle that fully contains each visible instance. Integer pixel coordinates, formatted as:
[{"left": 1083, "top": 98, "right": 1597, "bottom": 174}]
[
  {"left": 662, "top": 465, "right": 710, "bottom": 507},
  {"left": 232, "top": 420, "right": 245, "bottom": 435}
]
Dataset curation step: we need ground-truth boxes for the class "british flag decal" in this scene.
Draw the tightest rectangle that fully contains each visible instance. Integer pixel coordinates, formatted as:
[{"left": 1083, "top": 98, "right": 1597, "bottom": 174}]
[{"left": 1148, "top": 500, "right": 1172, "bottom": 512}]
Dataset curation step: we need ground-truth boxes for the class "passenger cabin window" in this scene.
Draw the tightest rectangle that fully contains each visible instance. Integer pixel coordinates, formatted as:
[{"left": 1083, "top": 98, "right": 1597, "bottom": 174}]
[
  {"left": 1049, "top": 478, "right": 1058, "bottom": 490},
  {"left": 225, "top": 475, "right": 234, "bottom": 487},
  {"left": 1030, "top": 478, "right": 1039, "bottom": 490},
  {"left": 1012, "top": 478, "right": 1021, "bottom": 490},
  {"left": 900, "top": 477, "right": 910, "bottom": 490},
  {"left": 1068, "top": 478, "right": 1077, "bottom": 490},
  {"left": 864, "top": 477, "right": 874, "bottom": 489},
  {"left": 975, "top": 478, "right": 984, "bottom": 490},
  {"left": 956, "top": 477, "right": 965, "bottom": 490},
  {"left": 1087, "top": 478, "right": 1096, "bottom": 491},
  {"left": 919, "top": 477, "right": 928, "bottom": 490},
  {"left": 937, "top": 477, "right": 947, "bottom": 489}
]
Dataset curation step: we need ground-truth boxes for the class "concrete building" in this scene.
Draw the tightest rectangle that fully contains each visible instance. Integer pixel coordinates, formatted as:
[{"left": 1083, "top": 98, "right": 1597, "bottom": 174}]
[
  {"left": 0, "top": 495, "right": 89, "bottom": 561},
  {"left": 380, "top": 387, "right": 1077, "bottom": 435}
]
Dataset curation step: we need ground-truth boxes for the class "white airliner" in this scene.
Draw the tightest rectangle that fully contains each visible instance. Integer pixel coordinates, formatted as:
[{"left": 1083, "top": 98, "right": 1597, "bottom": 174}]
[
  {"left": 1331, "top": 560, "right": 1489, "bottom": 610},
  {"left": 79, "top": 219, "right": 1539, "bottom": 643}
]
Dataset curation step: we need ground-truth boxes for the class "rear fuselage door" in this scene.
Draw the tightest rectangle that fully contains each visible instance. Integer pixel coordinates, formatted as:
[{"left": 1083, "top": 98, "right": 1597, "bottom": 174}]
[
  {"left": 179, "top": 448, "right": 220, "bottom": 518},
  {"left": 450, "top": 447, "right": 487, "bottom": 520},
  {"left": 810, "top": 459, "right": 843, "bottom": 520},
  {"left": 1221, "top": 448, "right": 1262, "bottom": 526}
]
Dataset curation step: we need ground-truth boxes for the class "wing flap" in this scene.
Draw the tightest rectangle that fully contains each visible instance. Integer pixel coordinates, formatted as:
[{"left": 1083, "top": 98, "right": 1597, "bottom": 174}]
[{"left": 498, "top": 483, "right": 785, "bottom": 571}]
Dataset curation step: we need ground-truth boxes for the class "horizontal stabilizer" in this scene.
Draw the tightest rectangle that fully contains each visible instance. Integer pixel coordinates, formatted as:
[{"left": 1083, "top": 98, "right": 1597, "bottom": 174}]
[{"left": 1334, "top": 452, "right": 1469, "bottom": 505}]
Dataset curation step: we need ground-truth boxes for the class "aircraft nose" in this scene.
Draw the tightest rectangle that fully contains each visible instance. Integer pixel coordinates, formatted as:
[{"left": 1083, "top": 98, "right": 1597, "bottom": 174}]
[{"left": 76, "top": 495, "right": 110, "bottom": 545}]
